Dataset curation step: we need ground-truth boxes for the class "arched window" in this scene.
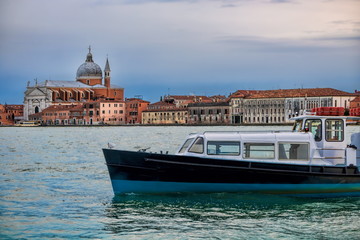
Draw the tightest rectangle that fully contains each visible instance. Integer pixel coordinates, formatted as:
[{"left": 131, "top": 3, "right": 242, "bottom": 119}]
[{"left": 35, "top": 106, "right": 39, "bottom": 113}]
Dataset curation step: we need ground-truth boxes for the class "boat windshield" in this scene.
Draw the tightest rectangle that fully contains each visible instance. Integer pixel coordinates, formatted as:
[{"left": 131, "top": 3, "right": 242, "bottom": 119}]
[
  {"left": 305, "top": 119, "right": 322, "bottom": 141},
  {"left": 178, "top": 138, "right": 194, "bottom": 154},
  {"left": 292, "top": 120, "right": 303, "bottom": 132}
]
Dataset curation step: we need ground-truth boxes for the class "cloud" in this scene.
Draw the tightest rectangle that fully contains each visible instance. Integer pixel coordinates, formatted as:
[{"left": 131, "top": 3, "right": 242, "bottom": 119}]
[{"left": 0, "top": 0, "right": 359, "bottom": 104}]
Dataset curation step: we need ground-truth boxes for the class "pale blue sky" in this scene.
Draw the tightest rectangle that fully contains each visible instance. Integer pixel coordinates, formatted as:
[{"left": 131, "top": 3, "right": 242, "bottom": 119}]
[{"left": 0, "top": 0, "right": 359, "bottom": 104}]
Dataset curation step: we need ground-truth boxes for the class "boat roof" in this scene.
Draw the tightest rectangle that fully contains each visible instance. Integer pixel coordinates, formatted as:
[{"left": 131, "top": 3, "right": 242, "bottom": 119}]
[{"left": 193, "top": 131, "right": 313, "bottom": 142}]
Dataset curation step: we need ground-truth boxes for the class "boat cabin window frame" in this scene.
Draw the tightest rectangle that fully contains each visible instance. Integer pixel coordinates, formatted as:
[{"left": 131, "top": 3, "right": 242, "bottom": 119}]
[
  {"left": 304, "top": 119, "right": 322, "bottom": 142},
  {"left": 178, "top": 138, "right": 194, "bottom": 154},
  {"left": 207, "top": 141, "right": 241, "bottom": 156},
  {"left": 292, "top": 119, "right": 303, "bottom": 132},
  {"left": 243, "top": 142, "right": 275, "bottom": 159},
  {"left": 188, "top": 137, "right": 204, "bottom": 154},
  {"left": 325, "top": 119, "right": 344, "bottom": 142},
  {"left": 278, "top": 142, "right": 309, "bottom": 161}
]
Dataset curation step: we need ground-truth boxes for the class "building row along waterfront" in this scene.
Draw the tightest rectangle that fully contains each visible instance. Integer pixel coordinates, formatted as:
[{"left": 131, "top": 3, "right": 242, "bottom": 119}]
[
  {"left": 230, "top": 88, "right": 358, "bottom": 124},
  {"left": 142, "top": 95, "right": 227, "bottom": 125},
  {"left": 29, "top": 100, "right": 126, "bottom": 125},
  {"left": 2, "top": 88, "right": 359, "bottom": 126}
]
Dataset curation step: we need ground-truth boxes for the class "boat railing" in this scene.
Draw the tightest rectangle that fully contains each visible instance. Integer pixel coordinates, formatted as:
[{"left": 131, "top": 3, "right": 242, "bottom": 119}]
[{"left": 312, "top": 148, "right": 357, "bottom": 166}]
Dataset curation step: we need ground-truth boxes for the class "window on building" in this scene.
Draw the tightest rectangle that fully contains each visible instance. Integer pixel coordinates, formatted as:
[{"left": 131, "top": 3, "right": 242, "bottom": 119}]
[
  {"left": 188, "top": 137, "right": 204, "bottom": 154},
  {"left": 278, "top": 143, "right": 309, "bottom": 160},
  {"left": 207, "top": 141, "right": 240, "bottom": 155},
  {"left": 325, "top": 119, "right": 344, "bottom": 142},
  {"left": 243, "top": 143, "right": 275, "bottom": 159}
]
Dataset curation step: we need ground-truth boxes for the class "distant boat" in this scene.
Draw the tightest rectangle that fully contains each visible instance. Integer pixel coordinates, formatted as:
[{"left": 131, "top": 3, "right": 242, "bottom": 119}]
[
  {"left": 15, "top": 121, "right": 41, "bottom": 127},
  {"left": 103, "top": 111, "right": 360, "bottom": 197}
]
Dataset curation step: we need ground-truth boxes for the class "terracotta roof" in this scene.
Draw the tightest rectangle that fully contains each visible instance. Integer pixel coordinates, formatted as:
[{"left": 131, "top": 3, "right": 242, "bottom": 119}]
[
  {"left": 166, "top": 95, "right": 212, "bottom": 101},
  {"left": 125, "top": 98, "right": 150, "bottom": 103},
  {"left": 351, "top": 96, "right": 360, "bottom": 103},
  {"left": 42, "top": 104, "right": 82, "bottom": 112},
  {"left": 229, "top": 88, "right": 355, "bottom": 99},
  {"left": 4, "top": 105, "right": 23, "bottom": 110},
  {"left": 148, "top": 101, "right": 177, "bottom": 110},
  {"left": 28, "top": 112, "right": 42, "bottom": 118},
  {"left": 188, "top": 102, "right": 230, "bottom": 107},
  {"left": 143, "top": 108, "right": 187, "bottom": 113}
]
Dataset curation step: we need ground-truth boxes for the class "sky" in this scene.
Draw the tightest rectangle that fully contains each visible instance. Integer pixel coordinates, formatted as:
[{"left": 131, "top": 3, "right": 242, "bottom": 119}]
[{"left": 0, "top": 0, "right": 359, "bottom": 104}]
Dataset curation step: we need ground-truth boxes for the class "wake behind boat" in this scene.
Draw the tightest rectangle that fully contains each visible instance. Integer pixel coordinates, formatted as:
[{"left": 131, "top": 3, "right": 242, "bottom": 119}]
[{"left": 103, "top": 112, "right": 360, "bottom": 197}]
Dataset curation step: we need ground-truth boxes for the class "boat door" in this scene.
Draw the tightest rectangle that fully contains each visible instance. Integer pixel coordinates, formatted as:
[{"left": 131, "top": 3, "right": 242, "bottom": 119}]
[{"left": 304, "top": 117, "right": 346, "bottom": 165}]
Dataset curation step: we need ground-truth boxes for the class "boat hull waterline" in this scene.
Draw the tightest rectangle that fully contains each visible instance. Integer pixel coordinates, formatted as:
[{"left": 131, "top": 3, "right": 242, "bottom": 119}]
[{"left": 103, "top": 149, "right": 360, "bottom": 197}]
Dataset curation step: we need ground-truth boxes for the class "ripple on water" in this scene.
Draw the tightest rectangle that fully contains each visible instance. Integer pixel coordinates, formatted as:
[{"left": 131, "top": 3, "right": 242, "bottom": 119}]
[{"left": 0, "top": 126, "right": 360, "bottom": 239}]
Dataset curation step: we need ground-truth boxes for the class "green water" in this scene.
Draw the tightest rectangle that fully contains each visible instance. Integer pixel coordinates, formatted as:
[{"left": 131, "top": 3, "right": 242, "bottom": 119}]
[{"left": 1, "top": 125, "right": 360, "bottom": 239}]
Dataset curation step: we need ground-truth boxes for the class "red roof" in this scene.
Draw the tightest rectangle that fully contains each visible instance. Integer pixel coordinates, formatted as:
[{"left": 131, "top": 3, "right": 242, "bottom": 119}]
[
  {"left": 229, "top": 88, "right": 355, "bottom": 99},
  {"left": 42, "top": 104, "right": 82, "bottom": 112}
]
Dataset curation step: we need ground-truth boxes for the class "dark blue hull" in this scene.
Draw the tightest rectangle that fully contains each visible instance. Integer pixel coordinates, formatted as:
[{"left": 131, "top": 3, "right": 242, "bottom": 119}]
[{"left": 103, "top": 149, "right": 360, "bottom": 196}]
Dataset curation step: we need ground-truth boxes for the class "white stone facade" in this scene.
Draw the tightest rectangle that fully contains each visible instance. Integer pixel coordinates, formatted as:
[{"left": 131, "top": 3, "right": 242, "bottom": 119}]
[{"left": 23, "top": 87, "right": 53, "bottom": 120}]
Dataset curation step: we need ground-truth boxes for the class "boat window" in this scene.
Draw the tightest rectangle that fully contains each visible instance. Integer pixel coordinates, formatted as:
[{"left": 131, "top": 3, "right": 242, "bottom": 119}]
[
  {"left": 304, "top": 119, "right": 322, "bottom": 141},
  {"left": 178, "top": 138, "right": 194, "bottom": 153},
  {"left": 188, "top": 137, "right": 204, "bottom": 154},
  {"left": 325, "top": 119, "right": 344, "bottom": 142},
  {"left": 278, "top": 143, "right": 309, "bottom": 160},
  {"left": 207, "top": 141, "right": 240, "bottom": 156},
  {"left": 292, "top": 120, "right": 303, "bottom": 132},
  {"left": 243, "top": 143, "right": 275, "bottom": 159}
]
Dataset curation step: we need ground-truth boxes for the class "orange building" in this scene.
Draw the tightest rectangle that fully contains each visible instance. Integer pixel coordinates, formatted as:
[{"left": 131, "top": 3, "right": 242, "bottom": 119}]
[
  {"left": 35, "top": 99, "right": 126, "bottom": 125},
  {"left": 83, "top": 100, "right": 126, "bottom": 125},
  {"left": 40, "top": 104, "right": 84, "bottom": 125},
  {"left": 23, "top": 47, "right": 124, "bottom": 120},
  {"left": 0, "top": 104, "right": 24, "bottom": 125},
  {"left": 125, "top": 98, "right": 150, "bottom": 124}
]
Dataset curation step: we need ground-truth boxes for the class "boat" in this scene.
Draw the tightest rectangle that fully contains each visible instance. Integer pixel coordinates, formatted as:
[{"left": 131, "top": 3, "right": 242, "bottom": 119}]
[
  {"left": 15, "top": 120, "right": 41, "bottom": 127},
  {"left": 103, "top": 112, "right": 360, "bottom": 197}
]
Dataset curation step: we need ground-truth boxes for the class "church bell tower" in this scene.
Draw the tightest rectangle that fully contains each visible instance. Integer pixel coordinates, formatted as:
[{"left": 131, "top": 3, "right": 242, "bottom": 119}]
[{"left": 104, "top": 57, "right": 111, "bottom": 88}]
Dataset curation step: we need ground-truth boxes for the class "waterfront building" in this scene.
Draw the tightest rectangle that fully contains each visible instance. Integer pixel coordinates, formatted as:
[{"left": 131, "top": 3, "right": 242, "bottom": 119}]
[
  {"left": 125, "top": 98, "right": 150, "bottom": 124},
  {"left": 350, "top": 95, "right": 360, "bottom": 109},
  {"left": 41, "top": 104, "right": 84, "bottom": 125},
  {"left": 0, "top": 104, "right": 23, "bottom": 125},
  {"left": 187, "top": 101, "right": 231, "bottom": 124},
  {"left": 229, "top": 88, "right": 357, "bottom": 124},
  {"left": 83, "top": 100, "right": 126, "bottom": 125},
  {"left": 350, "top": 95, "right": 360, "bottom": 116},
  {"left": 23, "top": 47, "right": 124, "bottom": 120},
  {"left": 34, "top": 99, "right": 126, "bottom": 125},
  {"left": 163, "top": 95, "right": 213, "bottom": 108},
  {"left": 142, "top": 101, "right": 187, "bottom": 124}
]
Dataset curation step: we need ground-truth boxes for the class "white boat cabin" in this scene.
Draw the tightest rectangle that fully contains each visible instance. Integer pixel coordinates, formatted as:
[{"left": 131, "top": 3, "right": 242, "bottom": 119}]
[{"left": 176, "top": 115, "right": 360, "bottom": 167}]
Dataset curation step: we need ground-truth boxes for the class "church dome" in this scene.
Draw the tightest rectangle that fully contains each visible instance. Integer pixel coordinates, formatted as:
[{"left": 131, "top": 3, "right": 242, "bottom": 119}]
[
  {"left": 76, "top": 48, "right": 102, "bottom": 79},
  {"left": 76, "top": 62, "right": 102, "bottom": 78}
]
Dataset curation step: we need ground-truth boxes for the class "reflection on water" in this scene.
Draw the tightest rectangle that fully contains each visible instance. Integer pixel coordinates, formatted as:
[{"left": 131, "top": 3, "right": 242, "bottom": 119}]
[
  {"left": 0, "top": 125, "right": 360, "bottom": 239},
  {"left": 105, "top": 193, "right": 360, "bottom": 239}
]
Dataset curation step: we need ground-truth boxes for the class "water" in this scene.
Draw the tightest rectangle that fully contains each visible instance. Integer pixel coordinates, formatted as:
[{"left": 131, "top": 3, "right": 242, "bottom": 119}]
[{"left": 1, "top": 125, "right": 360, "bottom": 239}]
